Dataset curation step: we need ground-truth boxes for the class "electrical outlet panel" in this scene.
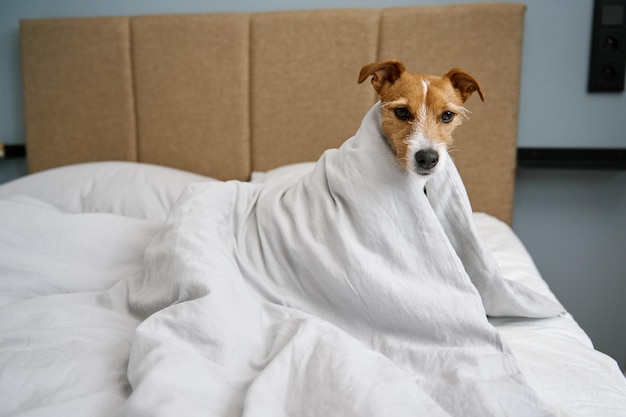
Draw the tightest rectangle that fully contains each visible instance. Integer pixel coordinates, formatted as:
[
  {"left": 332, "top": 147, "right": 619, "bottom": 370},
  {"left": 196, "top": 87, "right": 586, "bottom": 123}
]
[{"left": 588, "top": 0, "right": 626, "bottom": 92}]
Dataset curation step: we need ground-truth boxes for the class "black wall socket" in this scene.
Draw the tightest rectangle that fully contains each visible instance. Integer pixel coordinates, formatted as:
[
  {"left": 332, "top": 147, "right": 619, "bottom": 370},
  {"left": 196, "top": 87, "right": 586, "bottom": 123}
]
[{"left": 588, "top": 0, "right": 626, "bottom": 92}]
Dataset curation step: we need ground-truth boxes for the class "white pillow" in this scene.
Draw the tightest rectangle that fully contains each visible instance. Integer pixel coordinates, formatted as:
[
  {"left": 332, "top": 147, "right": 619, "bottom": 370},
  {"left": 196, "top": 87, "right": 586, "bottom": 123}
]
[
  {"left": 250, "top": 162, "right": 316, "bottom": 184},
  {"left": 0, "top": 162, "right": 215, "bottom": 221}
]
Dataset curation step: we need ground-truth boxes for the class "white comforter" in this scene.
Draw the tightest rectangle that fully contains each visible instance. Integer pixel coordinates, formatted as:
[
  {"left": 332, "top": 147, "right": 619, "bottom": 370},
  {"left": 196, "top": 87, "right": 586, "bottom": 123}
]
[
  {"left": 124, "top": 103, "right": 563, "bottom": 417},
  {"left": 0, "top": 196, "right": 159, "bottom": 416},
  {"left": 1, "top": 104, "right": 625, "bottom": 416}
]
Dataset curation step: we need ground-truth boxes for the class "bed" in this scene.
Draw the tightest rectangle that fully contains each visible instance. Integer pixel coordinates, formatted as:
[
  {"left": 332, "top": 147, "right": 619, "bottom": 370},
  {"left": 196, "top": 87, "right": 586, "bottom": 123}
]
[{"left": 2, "top": 3, "right": 626, "bottom": 417}]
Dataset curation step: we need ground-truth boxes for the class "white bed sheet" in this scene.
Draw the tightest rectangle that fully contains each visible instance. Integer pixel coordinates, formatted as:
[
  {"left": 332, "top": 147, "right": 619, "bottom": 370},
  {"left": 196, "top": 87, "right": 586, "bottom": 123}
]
[{"left": 0, "top": 162, "right": 625, "bottom": 416}]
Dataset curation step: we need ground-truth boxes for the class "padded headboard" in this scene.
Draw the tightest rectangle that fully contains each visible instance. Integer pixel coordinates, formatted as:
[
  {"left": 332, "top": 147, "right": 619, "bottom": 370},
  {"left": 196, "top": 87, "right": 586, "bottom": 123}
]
[{"left": 19, "top": 4, "right": 525, "bottom": 224}]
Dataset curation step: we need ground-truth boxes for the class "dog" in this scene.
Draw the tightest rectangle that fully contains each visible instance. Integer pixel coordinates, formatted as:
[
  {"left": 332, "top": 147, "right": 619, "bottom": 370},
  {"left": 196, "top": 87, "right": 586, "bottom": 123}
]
[{"left": 358, "top": 59, "right": 484, "bottom": 177}]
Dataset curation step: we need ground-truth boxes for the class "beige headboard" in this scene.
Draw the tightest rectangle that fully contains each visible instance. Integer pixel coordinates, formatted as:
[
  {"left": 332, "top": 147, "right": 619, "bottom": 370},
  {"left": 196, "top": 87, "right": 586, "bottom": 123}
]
[{"left": 19, "top": 4, "right": 525, "bottom": 224}]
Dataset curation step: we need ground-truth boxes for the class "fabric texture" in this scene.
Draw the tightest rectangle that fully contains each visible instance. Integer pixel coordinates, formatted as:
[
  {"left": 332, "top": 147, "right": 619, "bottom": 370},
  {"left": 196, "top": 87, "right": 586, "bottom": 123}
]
[
  {"left": 0, "top": 161, "right": 214, "bottom": 220},
  {"left": 124, "top": 103, "right": 562, "bottom": 416}
]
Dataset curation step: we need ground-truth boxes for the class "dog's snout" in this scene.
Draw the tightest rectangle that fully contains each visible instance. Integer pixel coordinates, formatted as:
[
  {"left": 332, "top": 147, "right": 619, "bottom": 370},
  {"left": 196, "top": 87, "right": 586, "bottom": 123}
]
[{"left": 415, "top": 150, "right": 439, "bottom": 170}]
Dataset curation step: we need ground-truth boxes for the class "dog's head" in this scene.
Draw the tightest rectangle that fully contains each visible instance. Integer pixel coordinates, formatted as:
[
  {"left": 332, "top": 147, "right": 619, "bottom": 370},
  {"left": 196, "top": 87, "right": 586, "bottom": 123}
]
[{"left": 358, "top": 59, "right": 484, "bottom": 176}]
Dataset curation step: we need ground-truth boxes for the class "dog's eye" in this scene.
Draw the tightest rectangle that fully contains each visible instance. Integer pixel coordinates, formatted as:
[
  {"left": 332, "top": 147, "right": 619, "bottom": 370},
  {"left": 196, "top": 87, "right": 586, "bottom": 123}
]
[
  {"left": 440, "top": 111, "right": 455, "bottom": 123},
  {"left": 394, "top": 107, "right": 411, "bottom": 121}
]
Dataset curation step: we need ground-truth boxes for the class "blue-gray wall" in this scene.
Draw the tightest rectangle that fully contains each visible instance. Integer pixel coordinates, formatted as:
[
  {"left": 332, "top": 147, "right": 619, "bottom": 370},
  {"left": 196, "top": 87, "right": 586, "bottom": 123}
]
[{"left": 1, "top": 0, "right": 625, "bottom": 369}]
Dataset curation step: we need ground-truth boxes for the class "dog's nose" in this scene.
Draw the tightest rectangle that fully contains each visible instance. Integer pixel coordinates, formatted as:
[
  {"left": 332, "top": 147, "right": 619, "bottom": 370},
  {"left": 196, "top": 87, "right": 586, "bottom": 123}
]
[{"left": 415, "top": 150, "right": 439, "bottom": 170}]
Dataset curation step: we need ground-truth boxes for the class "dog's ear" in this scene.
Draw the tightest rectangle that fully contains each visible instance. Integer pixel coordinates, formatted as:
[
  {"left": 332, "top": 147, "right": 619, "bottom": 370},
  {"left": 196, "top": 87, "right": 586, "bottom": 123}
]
[
  {"left": 443, "top": 68, "right": 485, "bottom": 103},
  {"left": 358, "top": 60, "right": 406, "bottom": 94}
]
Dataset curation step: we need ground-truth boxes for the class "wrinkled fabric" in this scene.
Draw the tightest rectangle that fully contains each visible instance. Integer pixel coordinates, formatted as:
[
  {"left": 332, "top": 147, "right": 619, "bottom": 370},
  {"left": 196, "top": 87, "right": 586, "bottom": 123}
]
[{"left": 123, "top": 103, "right": 562, "bottom": 416}]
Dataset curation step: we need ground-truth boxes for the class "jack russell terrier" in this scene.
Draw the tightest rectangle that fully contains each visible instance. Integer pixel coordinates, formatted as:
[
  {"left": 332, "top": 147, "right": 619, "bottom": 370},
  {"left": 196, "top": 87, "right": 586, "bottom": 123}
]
[{"left": 358, "top": 59, "right": 484, "bottom": 177}]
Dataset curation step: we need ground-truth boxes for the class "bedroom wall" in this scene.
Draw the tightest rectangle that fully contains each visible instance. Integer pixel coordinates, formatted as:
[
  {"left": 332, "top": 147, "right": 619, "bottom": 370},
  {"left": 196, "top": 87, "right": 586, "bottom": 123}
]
[{"left": 0, "top": 0, "right": 624, "bottom": 369}]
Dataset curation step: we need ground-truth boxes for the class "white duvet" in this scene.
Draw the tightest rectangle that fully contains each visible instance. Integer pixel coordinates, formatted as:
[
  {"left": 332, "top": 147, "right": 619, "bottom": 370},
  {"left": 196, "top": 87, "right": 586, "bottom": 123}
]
[{"left": 1, "top": 104, "right": 626, "bottom": 416}]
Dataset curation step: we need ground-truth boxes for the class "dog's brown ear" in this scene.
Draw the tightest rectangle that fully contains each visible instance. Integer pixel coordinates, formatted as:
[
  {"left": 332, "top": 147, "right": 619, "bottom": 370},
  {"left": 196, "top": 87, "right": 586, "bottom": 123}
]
[
  {"left": 358, "top": 60, "right": 406, "bottom": 94},
  {"left": 443, "top": 68, "right": 485, "bottom": 103}
]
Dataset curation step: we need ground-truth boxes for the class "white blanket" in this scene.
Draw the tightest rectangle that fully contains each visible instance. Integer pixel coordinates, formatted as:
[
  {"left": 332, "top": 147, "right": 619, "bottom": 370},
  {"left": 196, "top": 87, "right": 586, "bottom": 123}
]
[
  {"left": 123, "top": 103, "right": 563, "bottom": 417},
  {"left": 0, "top": 196, "right": 159, "bottom": 416}
]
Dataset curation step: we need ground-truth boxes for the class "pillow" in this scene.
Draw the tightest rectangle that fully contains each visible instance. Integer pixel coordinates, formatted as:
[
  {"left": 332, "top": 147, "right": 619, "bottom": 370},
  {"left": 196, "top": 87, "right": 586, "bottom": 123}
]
[
  {"left": 0, "top": 162, "right": 215, "bottom": 221},
  {"left": 250, "top": 162, "right": 315, "bottom": 184}
]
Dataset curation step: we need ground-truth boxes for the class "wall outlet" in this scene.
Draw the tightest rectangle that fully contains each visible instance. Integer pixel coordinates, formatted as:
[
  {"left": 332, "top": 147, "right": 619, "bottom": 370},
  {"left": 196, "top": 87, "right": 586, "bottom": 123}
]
[{"left": 588, "top": 0, "right": 626, "bottom": 92}]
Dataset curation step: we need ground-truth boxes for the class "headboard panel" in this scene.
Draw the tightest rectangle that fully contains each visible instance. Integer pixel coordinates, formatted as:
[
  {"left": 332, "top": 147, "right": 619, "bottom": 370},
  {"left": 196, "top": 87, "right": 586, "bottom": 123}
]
[
  {"left": 250, "top": 9, "right": 379, "bottom": 172},
  {"left": 132, "top": 14, "right": 251, "bottom": 180},
  {"left": 19, "top": 4, "right": 526, "bottom": 224},
  {"left": 20, "top": 18, "right": 137, "bottom": 164}
]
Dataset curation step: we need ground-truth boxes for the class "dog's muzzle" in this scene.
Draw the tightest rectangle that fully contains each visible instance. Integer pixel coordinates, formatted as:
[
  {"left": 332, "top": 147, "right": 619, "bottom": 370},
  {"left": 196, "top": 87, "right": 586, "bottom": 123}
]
[{"left": 415, "top": 150, "right": 439, "bottom": 173}]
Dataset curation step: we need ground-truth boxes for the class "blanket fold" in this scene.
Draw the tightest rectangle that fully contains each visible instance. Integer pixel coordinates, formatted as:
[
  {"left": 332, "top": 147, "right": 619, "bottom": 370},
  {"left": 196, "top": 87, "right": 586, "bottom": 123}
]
[
  {"left": 424, "top": 153, "right": 565, "bottom": 318},
  {"left": 124, "top": 103, "right": 562, "bottom": 416}
]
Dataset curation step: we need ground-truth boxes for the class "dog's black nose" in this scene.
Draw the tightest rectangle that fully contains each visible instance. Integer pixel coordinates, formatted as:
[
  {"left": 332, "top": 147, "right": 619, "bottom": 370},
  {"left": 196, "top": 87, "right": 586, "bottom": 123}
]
[{"left": 415, "top": 150, "right": 439, "bottom": 170}]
